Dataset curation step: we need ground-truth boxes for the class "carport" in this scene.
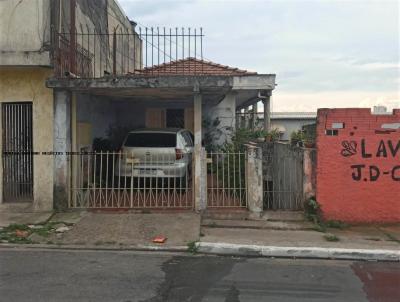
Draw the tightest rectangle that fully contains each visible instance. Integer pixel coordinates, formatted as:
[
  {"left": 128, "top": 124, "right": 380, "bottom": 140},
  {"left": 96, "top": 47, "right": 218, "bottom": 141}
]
[{"left": 47, "top": 60, "right": 275, "bottom": 211}]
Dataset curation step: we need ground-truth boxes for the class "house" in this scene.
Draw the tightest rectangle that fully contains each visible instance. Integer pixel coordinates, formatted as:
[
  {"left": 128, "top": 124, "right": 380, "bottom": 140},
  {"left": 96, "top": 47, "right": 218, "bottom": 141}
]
[
  {"left": 0, "top": 0, "right": 139, "bottom": 212},
  {"left": 0, "top": 0, "right": 276, "bottom": 213},
  {"left": 269, "top": 112, "right": 316, "bottom": 141}
]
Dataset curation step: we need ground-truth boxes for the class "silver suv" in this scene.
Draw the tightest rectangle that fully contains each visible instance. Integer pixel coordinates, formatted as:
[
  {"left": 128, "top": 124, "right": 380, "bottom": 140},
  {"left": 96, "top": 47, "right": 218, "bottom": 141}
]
[{"left": 115, "top": 128, "right": 194, "bottom": 183}]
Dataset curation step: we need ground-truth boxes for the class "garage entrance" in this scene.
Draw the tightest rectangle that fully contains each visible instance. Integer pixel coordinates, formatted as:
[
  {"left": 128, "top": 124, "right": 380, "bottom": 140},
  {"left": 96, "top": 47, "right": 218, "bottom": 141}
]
[{"left": 70, "top": 94, "right": 195, "bottom": 209}]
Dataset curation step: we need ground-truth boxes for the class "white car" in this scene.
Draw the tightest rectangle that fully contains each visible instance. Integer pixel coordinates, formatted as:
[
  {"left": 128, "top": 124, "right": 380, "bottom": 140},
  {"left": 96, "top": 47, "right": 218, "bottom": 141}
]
[{"left": 115, "top": 128, "right": 194, "bottom": 185}]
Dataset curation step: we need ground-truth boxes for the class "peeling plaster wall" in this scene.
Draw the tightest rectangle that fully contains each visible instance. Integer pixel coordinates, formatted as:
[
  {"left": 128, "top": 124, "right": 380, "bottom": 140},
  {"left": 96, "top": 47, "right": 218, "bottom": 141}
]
[
  {"left": 0, "top": 67, "right": 54, "bottom": 211},
  {"left": 203, "top": 93, "right": 236, "bottom": 147},
  {"left": 0, "top": 0, "right": 51, "bottom": 66}
]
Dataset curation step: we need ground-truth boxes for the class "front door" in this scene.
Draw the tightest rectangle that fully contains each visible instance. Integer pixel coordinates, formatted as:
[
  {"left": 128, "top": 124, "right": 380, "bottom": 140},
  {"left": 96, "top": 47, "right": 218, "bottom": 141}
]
[{"left": 1, "top": 102, "right": 34, "bottom": 202}]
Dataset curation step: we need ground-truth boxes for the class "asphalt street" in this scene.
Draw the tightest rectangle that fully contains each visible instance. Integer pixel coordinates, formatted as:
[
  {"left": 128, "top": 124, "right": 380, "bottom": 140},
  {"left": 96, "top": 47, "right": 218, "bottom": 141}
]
[{"left": 0, "top": 248, "right": 399, "bottom": 302}]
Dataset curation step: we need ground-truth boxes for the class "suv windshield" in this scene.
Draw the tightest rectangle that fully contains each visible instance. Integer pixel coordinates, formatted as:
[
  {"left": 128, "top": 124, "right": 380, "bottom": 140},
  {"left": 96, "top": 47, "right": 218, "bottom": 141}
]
[{"left": 124, "top": 133, "right": 176, "bottom": 147}]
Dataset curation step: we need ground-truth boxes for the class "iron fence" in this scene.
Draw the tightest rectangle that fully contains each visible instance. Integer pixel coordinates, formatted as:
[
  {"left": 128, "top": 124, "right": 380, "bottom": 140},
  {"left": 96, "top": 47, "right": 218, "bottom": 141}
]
[
  {"left": 54, "top": 27, "right": 204, "bottom": 79},
  {"left": 206, "top": 151, "right": 247, "bottom": 208},
  {"left": 71, "top": 151, "right": 193, "bottom": 208}
]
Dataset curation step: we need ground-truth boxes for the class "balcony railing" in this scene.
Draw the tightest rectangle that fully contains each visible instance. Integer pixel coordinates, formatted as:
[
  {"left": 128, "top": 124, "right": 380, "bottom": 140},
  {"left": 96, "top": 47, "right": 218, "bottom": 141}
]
[{"left": 53, "top": 27, "right": 204, "bottom": 79}]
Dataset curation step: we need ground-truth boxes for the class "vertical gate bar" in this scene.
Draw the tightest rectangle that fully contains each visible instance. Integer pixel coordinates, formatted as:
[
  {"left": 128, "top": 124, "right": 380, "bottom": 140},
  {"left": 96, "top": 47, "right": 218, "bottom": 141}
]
[
  {"left": 29, "top": 103, "right": 33, "bottom": 200},
  {"left": 15, "top": 104, "right": 19, "bottom": 201},
  {"left": 19, "top": 104, "right": 23, "bottom": 199},
  {"left": 151, "top": 27, "right": 154, "bottom": 73},
  {"left": 163, "top": 27, "right": 166, "bottom": 66},
  {"left": 11, "top": 104, "right": 15, "bottom": 200},
  {"left": 216, "top": 153, "right": 220, "bottom": 207},
  {"left": 9, "top": 104, "right": 13, "bottom": 200},
  {"left": 93, "top": 151, "right": 97, "bottom": 208},
  {"left": 133, "top": 30, "right": 136, "bottom": 73},
  {"left": 130, "top": 151, "right": 133, "bottom": 208},
  {"left": 87, "top": 152, "right": 91, "bottom": 207},
  {"left": 175, "top": 28, "right": 178, "bottom": 73},
  {"left": 105, "top": 151, "right": 109, "bottom": 207},
  {"left": 188, "top": 28, "right": 191, "bottom": 74},
  {"left": 127, "top": 32, "right": 130, "bottom": 73},
  {"left": 145, "top": 27, "right": 148, "bottom": 69},
  {"left": 99, "top": 151, "right": 103, "bottom": 207},
  {"left": 156, "top": 153, "right": 160, "bottom": 207},
  {"left": 124, "top": 151, "right": 127, "bottom": 207},
  {"left": 111, "top": 152, "right": 115, "bottom": 207},
  {"left": 116, "top": 151, "right": 120, "bottom": 207}
]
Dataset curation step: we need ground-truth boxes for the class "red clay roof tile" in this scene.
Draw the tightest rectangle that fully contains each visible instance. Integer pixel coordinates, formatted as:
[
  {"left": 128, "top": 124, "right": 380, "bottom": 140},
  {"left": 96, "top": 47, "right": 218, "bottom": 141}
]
[{"left": 138, "top": 57, "right": 257, "bottom": 76}]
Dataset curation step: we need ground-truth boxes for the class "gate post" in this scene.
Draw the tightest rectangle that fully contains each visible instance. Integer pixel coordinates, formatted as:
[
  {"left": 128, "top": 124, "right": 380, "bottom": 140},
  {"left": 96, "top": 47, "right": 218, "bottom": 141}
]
[
  {"left": 246, "top": 145, "right": 263, "bottom": 217},
  {"left": 53, "top": 89, "right": 72, "bottom": 210},
  {"left": 193, "top": 91, "right": 207, "bottom": 211}
]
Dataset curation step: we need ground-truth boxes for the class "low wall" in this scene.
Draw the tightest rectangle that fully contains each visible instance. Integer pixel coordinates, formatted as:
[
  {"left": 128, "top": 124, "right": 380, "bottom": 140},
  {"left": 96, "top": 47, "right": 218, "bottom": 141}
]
[{"left": 316, "top": 108, "right": 400, "bottom": 223}]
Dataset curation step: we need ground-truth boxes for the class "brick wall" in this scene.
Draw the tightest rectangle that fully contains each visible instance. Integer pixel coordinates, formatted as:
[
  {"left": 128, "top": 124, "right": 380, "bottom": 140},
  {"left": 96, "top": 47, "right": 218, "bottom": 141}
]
[{"left": 316, "top": 108, "right": 400, "bottom": 223}]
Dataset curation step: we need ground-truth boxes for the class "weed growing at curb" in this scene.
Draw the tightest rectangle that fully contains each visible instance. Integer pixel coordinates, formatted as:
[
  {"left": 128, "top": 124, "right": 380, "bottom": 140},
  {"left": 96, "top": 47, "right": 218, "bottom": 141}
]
[
  {"left": 382, "top": 232, "right": 400, "bottom": 244},
  {"left": 187, "top": 241, "right": 199, "bottom": 254},
  {"left": 305, "top": 198, "right": 349, "bottom": 234},
  {"left": 325, "top": 220, "right": 349, "bottom": 229},
  {"left": 324, "top": 234, "right": 340, "bottom": 242}
]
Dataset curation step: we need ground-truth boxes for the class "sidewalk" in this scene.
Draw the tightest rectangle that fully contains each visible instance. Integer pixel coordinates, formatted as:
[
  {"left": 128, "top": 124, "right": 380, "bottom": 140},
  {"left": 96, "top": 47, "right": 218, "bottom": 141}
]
[{"left": 0, "top": 210, "right": 399, "bottom": 261}]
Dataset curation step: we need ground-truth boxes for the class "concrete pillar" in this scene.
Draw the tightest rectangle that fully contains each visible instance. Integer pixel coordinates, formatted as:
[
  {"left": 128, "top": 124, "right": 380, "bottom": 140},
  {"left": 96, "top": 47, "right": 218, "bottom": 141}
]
[
  {"left": 252, "top": 103, "right": 258, "bottom": 129},
  {"left": 246, "top": 145, "right": 263, "bottom": 218},
  {"left": 263, "top": 96, "right": 271, "bottom": 131},
  {"left": 194, "top": 92, "right": 206, "bottom": 211},
  {"left": 53, "top": 89, "right": 72, "bottom": 210}
]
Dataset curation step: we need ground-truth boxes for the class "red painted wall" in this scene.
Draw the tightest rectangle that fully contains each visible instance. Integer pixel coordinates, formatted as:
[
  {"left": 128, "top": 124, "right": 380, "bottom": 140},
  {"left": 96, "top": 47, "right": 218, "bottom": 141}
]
[{"left": 316, "top": 108, "right": 400, "bottom": 223}]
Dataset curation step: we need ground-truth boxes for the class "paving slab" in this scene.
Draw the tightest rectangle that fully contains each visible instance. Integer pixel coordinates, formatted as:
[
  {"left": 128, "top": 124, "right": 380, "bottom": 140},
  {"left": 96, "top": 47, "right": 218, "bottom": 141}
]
[
  {"left": 59, "top": 212, "right": 200, "bottom": 247},
  {"left": 200, "top": 226, "right": 400, "bottom": 250},
  {"left": 50, "top": 211, "right": 89, "bottom": 225},
  {"left": 201, "top": 218, "right": 314, "bottom": 230},
  {"left": 0, "top": 212, "right": 53, "bottom": 227}
]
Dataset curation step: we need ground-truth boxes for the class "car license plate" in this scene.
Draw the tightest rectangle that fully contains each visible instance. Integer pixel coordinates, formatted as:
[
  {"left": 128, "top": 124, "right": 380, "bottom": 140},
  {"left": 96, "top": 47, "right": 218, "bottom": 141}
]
[{"left": 139, "top": 169, "right": 156, "bottom": 175}]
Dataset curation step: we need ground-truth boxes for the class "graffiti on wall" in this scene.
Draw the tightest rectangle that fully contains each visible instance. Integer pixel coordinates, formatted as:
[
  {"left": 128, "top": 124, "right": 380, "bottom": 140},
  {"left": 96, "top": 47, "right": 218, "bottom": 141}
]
[{"left": 341, "top": 139, "right": 400, "bottom": 182}]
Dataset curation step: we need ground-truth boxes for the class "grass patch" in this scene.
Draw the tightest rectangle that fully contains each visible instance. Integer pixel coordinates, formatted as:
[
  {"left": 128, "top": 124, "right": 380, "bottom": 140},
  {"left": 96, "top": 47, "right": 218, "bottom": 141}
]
[
  {"left": 187, "top": 241, "right": 199, "bottom": 254},
  {"left": 324, "top": 234, "right": 340, "bottom": 242},
  {"left": 0, "top": 221, "right": 71, "bottom": 244}
]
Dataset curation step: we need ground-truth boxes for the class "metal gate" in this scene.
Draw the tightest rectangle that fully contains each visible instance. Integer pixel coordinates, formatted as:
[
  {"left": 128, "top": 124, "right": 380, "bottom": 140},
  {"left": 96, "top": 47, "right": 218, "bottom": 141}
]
[
  {"left": 263, "top": 143, "right": 304, "bottom": 210},
  {"left": 71, "top": 151, "right": 193, "bottom": 208},
  {"left": 206, "top": 151, "right": 247, "bottom": 207},
  {"left": 1, "top": 103, "right": 34, "bottom": 202}
]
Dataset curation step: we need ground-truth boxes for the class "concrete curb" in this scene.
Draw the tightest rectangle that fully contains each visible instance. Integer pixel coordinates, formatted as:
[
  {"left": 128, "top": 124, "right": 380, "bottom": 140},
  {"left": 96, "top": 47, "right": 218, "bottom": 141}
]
[
  {"left": 197, "top": 242, "right": 400, "bottom": 262},
  {"left": 0, "top": 243, "right": 188, "bottom": 253},
  {"left": 1, "top": 242, "right": 399, "bottom": 262}
]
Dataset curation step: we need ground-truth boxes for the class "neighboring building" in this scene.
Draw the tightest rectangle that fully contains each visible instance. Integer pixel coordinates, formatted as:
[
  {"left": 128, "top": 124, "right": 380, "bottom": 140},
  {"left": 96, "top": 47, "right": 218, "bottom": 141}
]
[
  {"left": 316, "top": 108, "right": 400, "bottom": 223},
  {"left": 249, "top": 112, "right": 316, "bottom": 141},
  {"left": 270, "top": 112, "right": 316, "bottom": 141},
  {"left": 0, "top": 0, "right": 138, "bottom": 211}
]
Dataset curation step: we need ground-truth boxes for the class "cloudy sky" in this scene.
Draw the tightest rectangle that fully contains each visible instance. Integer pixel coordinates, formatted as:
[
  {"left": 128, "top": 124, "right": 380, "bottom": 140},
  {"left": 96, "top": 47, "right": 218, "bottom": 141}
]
[{"left": 118, "top": 0, "right": 399, "bottom": 112}]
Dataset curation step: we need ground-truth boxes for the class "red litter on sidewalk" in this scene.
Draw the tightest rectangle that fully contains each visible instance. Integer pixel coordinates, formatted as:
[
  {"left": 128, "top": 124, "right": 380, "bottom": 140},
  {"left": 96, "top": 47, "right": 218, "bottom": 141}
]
[{"left": 152, "top": 236, "right": 167, "bottom": 243}]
